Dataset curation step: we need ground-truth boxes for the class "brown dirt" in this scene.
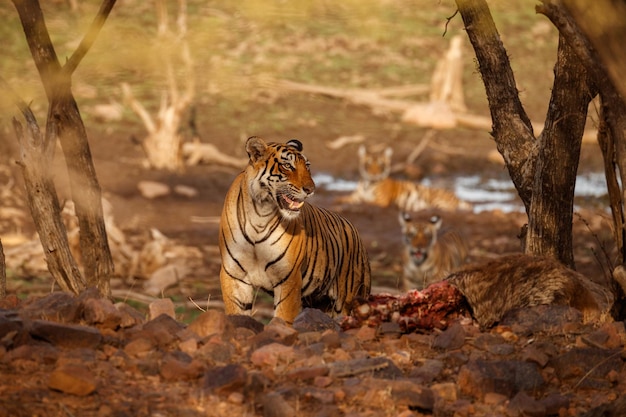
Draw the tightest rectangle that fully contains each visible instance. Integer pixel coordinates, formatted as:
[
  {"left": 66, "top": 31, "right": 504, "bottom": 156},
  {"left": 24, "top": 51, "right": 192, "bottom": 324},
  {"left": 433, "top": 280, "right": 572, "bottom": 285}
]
[
  {"left": 1, "top": 94, "right": 614, "bottom": 310},
  {"left": 0, "top": 93, "right": 620, "bottom": 417}
]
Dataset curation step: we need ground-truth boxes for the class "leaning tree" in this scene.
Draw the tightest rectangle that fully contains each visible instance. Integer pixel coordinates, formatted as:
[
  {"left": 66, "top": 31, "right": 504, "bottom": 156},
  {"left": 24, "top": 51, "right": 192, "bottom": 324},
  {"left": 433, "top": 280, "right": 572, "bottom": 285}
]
[{"left": 2, "top": 0, "right": 118, "bottom": 296}]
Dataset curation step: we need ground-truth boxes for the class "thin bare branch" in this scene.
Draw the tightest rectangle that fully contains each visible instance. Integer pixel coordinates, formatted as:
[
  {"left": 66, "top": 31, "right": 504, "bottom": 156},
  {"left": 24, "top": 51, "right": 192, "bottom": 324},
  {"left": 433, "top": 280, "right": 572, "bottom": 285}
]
[
  {"left": 121, "top": 83, "right": 157, "bottom": 133},
  {"left": 65, "top": 0, "right": 117, "bottom": 74}
]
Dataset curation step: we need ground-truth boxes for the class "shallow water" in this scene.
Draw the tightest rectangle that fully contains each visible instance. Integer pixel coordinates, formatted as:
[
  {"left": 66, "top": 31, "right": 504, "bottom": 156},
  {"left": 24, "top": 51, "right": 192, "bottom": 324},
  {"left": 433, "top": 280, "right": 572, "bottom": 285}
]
[{"left": 313, "top": 172, "right": 609, "bottom": 213}]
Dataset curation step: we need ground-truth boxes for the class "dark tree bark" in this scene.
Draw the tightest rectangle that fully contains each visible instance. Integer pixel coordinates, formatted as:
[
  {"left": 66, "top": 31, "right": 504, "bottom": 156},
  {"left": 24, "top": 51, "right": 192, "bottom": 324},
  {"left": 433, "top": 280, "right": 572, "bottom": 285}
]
[
  {"left": 455, "top": 0, "right": 600, "bottom": 268},
  {"left": 9, "top": 0, "right": 117, "bottom": 295},
  {"left": 0, "top": 239, "right": 5, "bottom": 298},
  {"left": 526, "top": 35, "right": 596, "bottom": 266},
  {"left": 453, "top": 0, "right": 536, "bottom": 208},
  {"left": 538, "top": 0, "right": 626, "bottom": 267},
  {"left": 561, "top": 0, "right": 626, "bottom": 101},
  {"left": 11, "top": 103, "right": 84, "bottom": 294}
]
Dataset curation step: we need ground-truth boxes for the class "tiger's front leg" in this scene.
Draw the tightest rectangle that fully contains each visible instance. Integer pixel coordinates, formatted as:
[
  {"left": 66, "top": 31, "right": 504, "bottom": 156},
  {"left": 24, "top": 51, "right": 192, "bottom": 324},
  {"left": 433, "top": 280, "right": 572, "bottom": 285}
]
[
  {"left": 219, "top": 266, "right": 255, "bottom": 315},
  {"left": 272, "top": 273, "right": 303, "bottom": 325}
]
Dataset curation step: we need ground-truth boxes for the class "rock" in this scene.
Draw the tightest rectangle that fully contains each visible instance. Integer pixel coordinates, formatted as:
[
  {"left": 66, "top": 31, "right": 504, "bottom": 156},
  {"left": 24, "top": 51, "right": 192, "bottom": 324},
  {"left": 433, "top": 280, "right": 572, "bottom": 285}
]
[
  {"left": 139, "top": 313, "right": 186, "bottom": 347},
  {"left": 114, "top": 302, "right": 146, "bottom": 328},
  {"left": 159, "top": 351, "right": 204, "bottom": 381},
  {"left": 28, "top": 320, "right": 102, "bottom": 349},
  {"left": 355, "top": 325, "right": 377, "bottom": 342},
  {"left": 148, "top": 298, "right": 176, "bottom": 320},
  {"left": 250, "top": 342, "right": 296, "bottom": 368},
  {"left": 285, "top": 364, "right": 329, "bottom": 381},
  {"left": 320, "top": 330, "right": 342, "bottom": 350},
  {"left": 433, "top": 322, "right": 465, "bottom": 350},
  {"left": 124, "top": 337, "right": 155, "bottom": 358},
  {"left": 0, "top": 312, "right": 23, "bottom": 343},
  {"left": 293, "top": 308, "right": 340, "bottom": 332},
  {"left": 521, "top": 344, "right": 551, "bottom": 368},
  {"left": 389, "top": 380, "right": 435, "bottom": 411},
  {"left": 261, "top": 391, "right": 295, "bottom": 417},
  {"left": 539, "top": 393, "right": 570, "bottom": 415},
  {"left": 189, "top": 310, "right": 228, "bottom": 338},
  {"left": 582, "top": 322, "right": 624, "bottom": 350},
  {"left": 19, "top": 292, "right": 79, "bottom": 323},
  {"left": 329, "top": 356, "right": 390, "bottom": 378},
  {"left": 506, "top": 391, "right": 545, "bottom": 416},
  {"left": 457, "top": 359, "right": 544, "bottom": 400},
  {"left": 196, "top": 337, "right": 235, "bottom": 365},
  {"left": 81, "top": 297, "right": 123, "bottom": 330},
  {"left": 4, "top": 343, "right": 59, "bottom": 366},
  {"left": 178, "top": 337, "right": 198, "bottom": 354},
  {"left": 48, "top": 364, "right": 97, "bottom": 396},
  {"left": 266, "top": 319, "right": 299, "bottom": 343},
  {"left": 250, "top": 320, "right": 299, "bottom": 348},
  {"left": 300, "top": 386, "right": 336, "bottom": 404},
  {"left": 549, "top": 347, "right": 622, "bottom": 388},
  {"left": 377, "top": 321, "right": 403, "bottom": 338},
  {"left": 174, "top": 184, "right": 199, "bottom": 198},
  {"left": 226, "top": 314, "right": 264, "bottom": 334},
  {"left": 408, "top": 359, "right": 444, "bottom": 383},
  {"left": 581, "top": 395, "right": 626, "bottom": 417},
  {"left": 203, "top": 364, "right": 247, "bottom": 395},
  {"left": 430, "top": 382, "right": 458, "bottom": 402},
  {"left": 137, "top": 180, "right": 170, "bottom": 199},
  {"left": 500, "top": 305, "right": 584, "bottom": 335}
]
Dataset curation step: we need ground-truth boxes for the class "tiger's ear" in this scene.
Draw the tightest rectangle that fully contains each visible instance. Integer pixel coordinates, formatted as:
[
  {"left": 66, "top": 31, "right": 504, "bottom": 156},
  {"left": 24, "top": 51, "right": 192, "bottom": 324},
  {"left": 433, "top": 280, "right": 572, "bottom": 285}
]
[
  {"left": 286, "top": 139, "right": 303, "bottom": 152},
  {"left": 246, "top": 136, "right": 267, "bottom": 162},
  {"left": 384, "top": 147, "right": 393, "bottom": 159},
  {"left": 358, "top": 145, "right": 366, "bottom": 159}
]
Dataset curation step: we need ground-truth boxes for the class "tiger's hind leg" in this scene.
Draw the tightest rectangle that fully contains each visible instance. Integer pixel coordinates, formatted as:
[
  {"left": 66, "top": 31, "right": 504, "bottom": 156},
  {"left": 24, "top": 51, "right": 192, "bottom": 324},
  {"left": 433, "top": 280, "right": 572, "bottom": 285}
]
[{"left": 219, "top": 267, "right": 255, "bottom": 315}]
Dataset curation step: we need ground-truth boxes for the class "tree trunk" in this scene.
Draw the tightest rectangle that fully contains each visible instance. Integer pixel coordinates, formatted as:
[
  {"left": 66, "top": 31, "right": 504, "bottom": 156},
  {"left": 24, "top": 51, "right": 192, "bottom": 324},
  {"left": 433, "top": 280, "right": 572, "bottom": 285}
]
[
  {"left": 525, "top": 35, "right": 595, "bottom": 267},
  {"left": 561, "top": 0, "right": 626, "bottom": 101},
  {"left": 11, "top": 0, "right": 116, "bottom": 295},
  {"left": 455, "top": 0, "right": 598, "bottom": 267},
  {"left": 0, "top": 238, "right": 6, "bottom": 298},
  {"left": 538, "top": 0, "right": 626, "bottom": 267},
  {"left": 12, "top": 109, "right": 85, "bottom": 294},
  {"left": 454, "top": 0, "right": 536, "bottom": 209}
]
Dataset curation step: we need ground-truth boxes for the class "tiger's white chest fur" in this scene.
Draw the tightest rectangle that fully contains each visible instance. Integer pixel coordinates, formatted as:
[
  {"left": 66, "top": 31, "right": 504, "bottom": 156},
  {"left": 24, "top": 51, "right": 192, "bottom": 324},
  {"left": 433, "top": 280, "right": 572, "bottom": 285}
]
[{"left": 229, "top": 204, "right": 307, "bottom": 291}]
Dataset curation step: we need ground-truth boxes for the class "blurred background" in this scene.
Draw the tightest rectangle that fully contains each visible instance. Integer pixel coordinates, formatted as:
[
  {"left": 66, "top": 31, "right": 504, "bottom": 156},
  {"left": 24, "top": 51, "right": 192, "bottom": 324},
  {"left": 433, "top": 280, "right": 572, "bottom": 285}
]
[{"left": 0, "top": 0, "right": 611, "bottom": 320}]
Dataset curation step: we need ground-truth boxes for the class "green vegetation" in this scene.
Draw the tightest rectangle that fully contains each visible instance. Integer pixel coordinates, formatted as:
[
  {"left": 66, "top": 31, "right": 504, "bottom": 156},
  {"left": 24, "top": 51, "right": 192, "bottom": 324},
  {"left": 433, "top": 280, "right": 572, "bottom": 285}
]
[{"left": 0, "top": 0, "right": 557, "bottom": 133}]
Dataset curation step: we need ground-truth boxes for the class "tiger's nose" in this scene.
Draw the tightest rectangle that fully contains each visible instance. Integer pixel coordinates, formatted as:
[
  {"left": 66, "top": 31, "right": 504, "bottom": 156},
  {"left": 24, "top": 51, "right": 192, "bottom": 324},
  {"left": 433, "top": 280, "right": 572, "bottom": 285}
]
[{"left": 303, "top": 181, "right": 315, "bottom": 196}]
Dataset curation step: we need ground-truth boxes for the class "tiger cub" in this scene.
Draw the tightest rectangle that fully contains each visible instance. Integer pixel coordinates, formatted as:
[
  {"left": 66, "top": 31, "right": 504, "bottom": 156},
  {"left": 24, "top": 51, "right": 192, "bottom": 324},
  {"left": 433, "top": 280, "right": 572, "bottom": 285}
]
[
  {"left": 219, "top": 136, "right": 371, "bottom": 324},
  {"left": 339, "top": 145, "right": 472, "bottom": 212},
  {"left": 398, "top": 211, "right": 468, "bottom": 291}
]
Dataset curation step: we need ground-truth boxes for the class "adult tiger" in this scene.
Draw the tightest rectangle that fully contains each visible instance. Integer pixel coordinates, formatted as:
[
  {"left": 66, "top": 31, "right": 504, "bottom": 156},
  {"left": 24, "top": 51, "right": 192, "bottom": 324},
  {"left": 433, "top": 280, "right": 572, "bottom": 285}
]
[
  {"left": 219, "top": 136, "right": 371, "bottom": 324},
  {"left": 338, "top": 145, "right": 472, "bottom": 212}
]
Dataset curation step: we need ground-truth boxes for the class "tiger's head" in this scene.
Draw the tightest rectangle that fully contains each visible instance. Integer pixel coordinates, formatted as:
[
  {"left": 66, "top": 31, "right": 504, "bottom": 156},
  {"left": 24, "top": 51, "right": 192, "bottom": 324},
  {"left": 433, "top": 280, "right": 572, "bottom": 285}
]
[
  {"left": 358, "top": 145, "right": 392, "bottom": 183},
  {"left": 246, "top": 136, "right": 315, "bottom": 220},
  {"left": 398, "top": 212, "right": 442, "bottom": 266}
]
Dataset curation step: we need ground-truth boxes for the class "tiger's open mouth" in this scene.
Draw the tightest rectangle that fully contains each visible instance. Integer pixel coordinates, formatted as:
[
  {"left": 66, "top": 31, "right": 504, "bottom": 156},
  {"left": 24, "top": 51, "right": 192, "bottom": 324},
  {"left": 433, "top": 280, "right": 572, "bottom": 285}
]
[
  {"left": 278, "top": 193, "right": 305, "bottom": 212},
  {"left": 410, "top": 249, "right": 428, "bottom": 265}
]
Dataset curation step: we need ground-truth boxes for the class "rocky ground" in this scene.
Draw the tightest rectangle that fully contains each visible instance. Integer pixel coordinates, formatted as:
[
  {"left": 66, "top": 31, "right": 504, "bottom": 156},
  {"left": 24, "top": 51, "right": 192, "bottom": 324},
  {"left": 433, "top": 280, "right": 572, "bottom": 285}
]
[{"left": 0, "top": 286, "right": 625, "bottom": 417}]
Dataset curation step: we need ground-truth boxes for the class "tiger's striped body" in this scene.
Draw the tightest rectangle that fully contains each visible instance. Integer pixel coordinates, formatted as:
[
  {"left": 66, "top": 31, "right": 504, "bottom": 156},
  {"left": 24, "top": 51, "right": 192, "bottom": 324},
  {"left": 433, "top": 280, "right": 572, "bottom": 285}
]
[
  {"left": 219, "top": 137, "right": 371, "bottom": 324},
  {"left": 399, "top": 211, "right": 468, "bottom": 291},
  {"left": 340, "top": 145, "right": 472, "bottom": 212}
]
